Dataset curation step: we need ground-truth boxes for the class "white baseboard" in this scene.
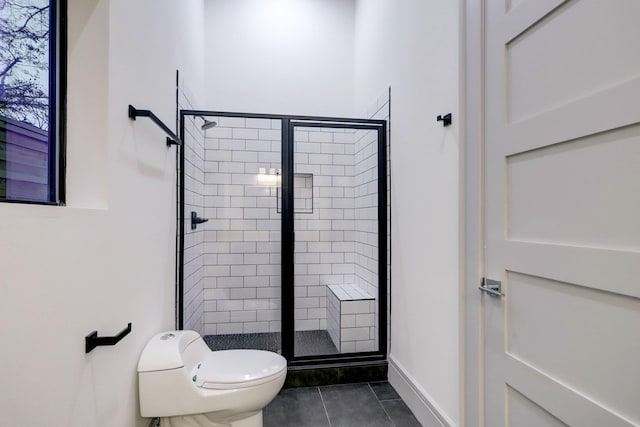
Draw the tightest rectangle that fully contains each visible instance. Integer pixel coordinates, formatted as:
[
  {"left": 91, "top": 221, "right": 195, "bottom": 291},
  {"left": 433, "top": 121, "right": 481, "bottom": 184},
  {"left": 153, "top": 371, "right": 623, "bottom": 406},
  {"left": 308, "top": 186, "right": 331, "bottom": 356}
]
[{"left": 388, "top": 356, "right": 455, "bottom": 427}]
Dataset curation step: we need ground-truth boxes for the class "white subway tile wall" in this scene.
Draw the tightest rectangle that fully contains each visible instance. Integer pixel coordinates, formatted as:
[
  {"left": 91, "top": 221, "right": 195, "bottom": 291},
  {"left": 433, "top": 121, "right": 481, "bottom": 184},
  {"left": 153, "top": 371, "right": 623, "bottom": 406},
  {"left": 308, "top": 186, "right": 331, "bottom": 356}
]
[
  {"left": 202, "top": 117, "right": 282, "bottom": 335},
  {"left": 180, "top": 80, "right": 205, "bottom": 335},
  {"left": 293, "top": 127, "right": 356, "bottom": 333}
]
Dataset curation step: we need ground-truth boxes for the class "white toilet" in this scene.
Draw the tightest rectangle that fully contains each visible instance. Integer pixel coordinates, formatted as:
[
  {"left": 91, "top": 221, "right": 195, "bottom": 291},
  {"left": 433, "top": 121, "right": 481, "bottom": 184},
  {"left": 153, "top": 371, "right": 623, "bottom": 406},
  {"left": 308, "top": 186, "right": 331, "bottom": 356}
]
[{"left": 137, "top": 330, "right": 287, "bottom": 427}]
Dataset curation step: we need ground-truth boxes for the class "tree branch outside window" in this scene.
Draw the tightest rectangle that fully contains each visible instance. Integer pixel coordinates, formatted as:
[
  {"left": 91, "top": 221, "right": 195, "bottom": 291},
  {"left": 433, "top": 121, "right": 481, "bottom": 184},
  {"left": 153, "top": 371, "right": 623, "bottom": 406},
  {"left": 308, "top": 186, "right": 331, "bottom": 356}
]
[{"left": 0, "top": 0, "right": 51, "bottom": 130}]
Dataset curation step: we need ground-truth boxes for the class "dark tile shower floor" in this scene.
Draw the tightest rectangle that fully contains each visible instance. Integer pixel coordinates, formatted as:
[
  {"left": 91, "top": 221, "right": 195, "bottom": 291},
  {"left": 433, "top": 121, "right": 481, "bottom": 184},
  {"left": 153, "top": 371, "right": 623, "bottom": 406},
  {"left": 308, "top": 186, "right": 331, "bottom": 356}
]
[
  {"left": 264, "top": 382, "right": 422, "bottom": 427},
  {"left": 204, "top": 330, "right": 338, "bottom": 356}
]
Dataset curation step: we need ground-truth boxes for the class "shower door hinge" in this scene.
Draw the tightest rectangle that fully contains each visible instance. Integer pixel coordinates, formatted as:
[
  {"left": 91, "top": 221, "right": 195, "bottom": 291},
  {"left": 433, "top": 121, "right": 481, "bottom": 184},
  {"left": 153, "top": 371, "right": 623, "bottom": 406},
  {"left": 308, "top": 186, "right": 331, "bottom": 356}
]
[{"left": 479, "top": 278, "right": 504, "bottom": 297}]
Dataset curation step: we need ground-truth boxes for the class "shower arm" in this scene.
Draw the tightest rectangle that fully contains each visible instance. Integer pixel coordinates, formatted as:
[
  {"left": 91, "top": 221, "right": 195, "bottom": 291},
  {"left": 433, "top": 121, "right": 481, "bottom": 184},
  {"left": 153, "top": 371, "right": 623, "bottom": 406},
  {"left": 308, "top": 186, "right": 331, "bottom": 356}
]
[{"left": 128, "top": 105, "right": 182, "bottom": 146}]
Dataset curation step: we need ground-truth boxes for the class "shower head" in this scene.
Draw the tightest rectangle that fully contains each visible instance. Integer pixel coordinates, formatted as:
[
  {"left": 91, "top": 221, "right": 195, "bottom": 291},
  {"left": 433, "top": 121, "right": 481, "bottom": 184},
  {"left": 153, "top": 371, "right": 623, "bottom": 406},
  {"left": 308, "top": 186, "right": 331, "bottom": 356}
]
[
  {"left": 201, "top": 119, "right": 217, "bottom": 130},
  {"left": 198, "top": 116, "right": 218, "bottom": 130}
]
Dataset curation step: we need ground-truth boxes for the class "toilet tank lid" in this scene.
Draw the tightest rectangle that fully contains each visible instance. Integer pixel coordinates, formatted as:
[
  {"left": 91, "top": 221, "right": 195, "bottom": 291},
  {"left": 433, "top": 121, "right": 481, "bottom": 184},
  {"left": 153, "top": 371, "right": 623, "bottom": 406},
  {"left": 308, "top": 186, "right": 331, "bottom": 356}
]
[{"left": 137, "top": 330, "right": 201, "bottom": 372}]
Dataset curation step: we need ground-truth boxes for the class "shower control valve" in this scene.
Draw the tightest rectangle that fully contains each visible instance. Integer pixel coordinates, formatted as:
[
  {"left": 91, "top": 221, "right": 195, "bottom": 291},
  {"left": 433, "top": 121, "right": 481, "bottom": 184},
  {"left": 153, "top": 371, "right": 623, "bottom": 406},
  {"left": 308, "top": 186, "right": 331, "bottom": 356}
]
[{"left": 191, "top": 212, "right": 209, "bottom": 230}]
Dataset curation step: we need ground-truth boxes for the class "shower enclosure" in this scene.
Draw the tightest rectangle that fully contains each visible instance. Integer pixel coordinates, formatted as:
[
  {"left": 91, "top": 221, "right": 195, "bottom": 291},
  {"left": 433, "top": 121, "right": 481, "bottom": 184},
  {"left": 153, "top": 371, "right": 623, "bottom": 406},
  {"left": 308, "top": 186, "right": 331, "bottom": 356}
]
[{"left": 177, "top": 110, "right": 387, "bottom": 367}]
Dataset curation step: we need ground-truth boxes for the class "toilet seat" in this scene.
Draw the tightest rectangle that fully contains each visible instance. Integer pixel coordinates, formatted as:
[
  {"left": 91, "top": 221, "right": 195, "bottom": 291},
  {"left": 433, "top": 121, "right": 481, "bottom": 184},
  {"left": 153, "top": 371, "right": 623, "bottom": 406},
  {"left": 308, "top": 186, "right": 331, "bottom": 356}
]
[{"left": 194, "top": 349, "right": 287, "bottom": 390}]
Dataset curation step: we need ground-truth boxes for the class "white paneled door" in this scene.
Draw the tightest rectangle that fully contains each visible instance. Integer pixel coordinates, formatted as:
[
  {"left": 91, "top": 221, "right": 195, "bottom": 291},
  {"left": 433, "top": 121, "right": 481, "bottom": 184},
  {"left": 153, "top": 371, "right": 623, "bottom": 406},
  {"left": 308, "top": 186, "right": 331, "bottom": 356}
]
[{"left": 482, "top": 0, "right": 640, "bottom": 425}]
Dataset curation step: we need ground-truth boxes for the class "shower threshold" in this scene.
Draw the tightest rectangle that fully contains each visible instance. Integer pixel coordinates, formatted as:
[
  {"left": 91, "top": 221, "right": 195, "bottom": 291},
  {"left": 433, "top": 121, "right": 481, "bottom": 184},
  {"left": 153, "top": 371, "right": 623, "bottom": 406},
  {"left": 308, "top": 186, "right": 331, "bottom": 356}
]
[{"left": 203, "top": 330, "right": 338, "bottom": 357}]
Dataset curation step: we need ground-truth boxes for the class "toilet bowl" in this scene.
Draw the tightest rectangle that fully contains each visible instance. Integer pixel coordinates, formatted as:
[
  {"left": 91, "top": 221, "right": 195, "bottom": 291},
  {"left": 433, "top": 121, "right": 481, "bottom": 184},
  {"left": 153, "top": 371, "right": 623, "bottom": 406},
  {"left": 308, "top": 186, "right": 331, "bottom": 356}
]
[{"left": 137, "top": 330, "right": 287, "bottom": 427}]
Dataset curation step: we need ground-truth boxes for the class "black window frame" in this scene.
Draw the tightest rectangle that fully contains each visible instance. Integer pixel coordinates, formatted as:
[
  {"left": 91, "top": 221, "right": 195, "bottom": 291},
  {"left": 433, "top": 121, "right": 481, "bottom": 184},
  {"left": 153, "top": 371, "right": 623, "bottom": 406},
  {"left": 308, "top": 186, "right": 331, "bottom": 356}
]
[{"left": 0, "top": 0, "right": 67, "bottom": 205}]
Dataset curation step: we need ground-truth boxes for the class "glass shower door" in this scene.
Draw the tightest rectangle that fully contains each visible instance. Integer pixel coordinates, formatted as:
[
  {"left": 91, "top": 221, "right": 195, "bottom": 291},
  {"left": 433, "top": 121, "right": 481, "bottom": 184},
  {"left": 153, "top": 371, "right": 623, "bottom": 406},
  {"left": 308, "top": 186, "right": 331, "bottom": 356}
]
[{"left": 291, "top": 123, "right": 382, "bottom": 358}]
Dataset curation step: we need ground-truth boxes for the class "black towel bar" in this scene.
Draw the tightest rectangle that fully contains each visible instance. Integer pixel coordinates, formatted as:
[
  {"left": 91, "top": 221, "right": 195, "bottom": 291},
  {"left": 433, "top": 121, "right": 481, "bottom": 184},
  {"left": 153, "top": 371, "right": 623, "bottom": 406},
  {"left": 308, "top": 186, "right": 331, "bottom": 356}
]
[
  {"left": 128, "top": 105, "right": 181, "bottom": 146},
  {"left": 85, "top": 323, "right": 132, "bottom": 353}
]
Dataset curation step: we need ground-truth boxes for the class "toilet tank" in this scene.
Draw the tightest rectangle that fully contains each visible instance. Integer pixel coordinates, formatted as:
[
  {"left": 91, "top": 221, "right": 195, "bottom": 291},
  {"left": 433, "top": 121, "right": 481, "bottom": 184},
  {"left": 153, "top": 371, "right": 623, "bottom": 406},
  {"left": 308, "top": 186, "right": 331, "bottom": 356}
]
[
  {"left": 137, "top": 330, "right": 202, "bottom": 373},
  {"left": 138, "top": 330, "right": 210, "bottom": 417}
]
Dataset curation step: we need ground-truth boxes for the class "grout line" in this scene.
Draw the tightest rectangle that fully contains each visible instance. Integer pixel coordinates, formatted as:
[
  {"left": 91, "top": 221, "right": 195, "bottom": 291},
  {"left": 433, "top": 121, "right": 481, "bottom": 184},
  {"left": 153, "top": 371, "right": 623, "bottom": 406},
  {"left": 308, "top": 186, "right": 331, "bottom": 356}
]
[
  {"left": 369, "top": 383, "right": 396, "bottom": 427},
  {"left": 369, "top": 382, "right": 402, "bottom": 401},
  {"left": 379, "top": 402, "right": 396, "bottom": 427},
  {"left": 317, "top": 386, "right": 332, "bottom": 427}
]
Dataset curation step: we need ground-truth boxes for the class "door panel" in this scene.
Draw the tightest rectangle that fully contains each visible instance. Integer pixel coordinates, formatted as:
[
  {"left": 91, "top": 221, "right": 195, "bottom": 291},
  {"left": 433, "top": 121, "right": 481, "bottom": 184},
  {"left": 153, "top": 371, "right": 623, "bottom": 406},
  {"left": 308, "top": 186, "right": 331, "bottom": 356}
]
[
  {"left": 483, "top": 0, "right": 640, "bottom": 425},
  {"left": 506, "top": 0, "right": 640, "bottom": 122},
  {"left": 507, "top": 386, "right": 568, "bottom": 427},
  {"left": 504, "top": 356, "right": 633, "bottom": 426},
  {"left": 507, "top": 125, "right": 640, "bottom": 250},
  {"left": 506, "top": 273, "right": 640, "bottom": 416}
]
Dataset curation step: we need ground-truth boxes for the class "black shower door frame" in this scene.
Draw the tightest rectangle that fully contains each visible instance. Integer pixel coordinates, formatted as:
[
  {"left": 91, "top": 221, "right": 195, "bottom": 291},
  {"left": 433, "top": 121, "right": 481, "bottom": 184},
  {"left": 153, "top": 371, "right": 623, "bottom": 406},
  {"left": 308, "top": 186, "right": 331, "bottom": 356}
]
[{"left": 178, "top": 110, "right": 387, "bottom": 367}]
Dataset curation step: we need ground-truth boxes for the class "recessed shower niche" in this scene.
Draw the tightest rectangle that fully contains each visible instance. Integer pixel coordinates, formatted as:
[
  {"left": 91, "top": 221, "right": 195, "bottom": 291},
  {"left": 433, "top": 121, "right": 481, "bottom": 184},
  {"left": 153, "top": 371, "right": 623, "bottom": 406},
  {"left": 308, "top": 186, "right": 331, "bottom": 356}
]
[
  {"left": 277, "top": 173, "right": 313, "bottom": 214},
  {"left": 177, "top": 108, "right": 387, "bottom": 368}
]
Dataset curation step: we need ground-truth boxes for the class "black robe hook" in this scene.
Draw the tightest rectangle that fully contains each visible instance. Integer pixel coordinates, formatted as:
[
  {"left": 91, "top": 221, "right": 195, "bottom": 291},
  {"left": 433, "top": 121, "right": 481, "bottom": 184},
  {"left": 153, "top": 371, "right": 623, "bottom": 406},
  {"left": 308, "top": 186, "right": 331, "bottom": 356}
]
[{"left": 436, "top": 113, "right": 452, "bottom": 127}]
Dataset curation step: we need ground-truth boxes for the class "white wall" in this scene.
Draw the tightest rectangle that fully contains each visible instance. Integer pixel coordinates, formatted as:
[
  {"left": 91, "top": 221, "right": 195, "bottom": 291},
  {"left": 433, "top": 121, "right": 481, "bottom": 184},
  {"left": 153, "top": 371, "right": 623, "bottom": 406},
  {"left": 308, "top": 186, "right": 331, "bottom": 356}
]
[
  {"left": 0, "top": 1, "right": 204, "bottom": 426},
  {"left": 202, "top": 0, "right": 355, "bottom": 117},
  {"left": 354, "top": 0, "right": 461, "bottom": 425}
]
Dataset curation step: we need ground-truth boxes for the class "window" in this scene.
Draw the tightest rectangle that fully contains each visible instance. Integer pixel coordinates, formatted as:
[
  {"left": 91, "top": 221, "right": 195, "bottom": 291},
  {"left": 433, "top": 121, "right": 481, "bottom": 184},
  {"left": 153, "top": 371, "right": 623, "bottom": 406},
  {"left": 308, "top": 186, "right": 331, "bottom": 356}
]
[{"left": 0, "top": 0, "right": 65, "bottom": 204}]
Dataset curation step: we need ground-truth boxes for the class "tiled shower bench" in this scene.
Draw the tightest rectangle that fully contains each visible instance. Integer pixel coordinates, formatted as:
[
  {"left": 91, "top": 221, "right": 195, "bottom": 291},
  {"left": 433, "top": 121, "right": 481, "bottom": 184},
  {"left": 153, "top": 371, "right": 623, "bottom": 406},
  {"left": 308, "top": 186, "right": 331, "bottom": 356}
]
[{"left": 326, "top": 284, "right": 377, "bottom": 353}]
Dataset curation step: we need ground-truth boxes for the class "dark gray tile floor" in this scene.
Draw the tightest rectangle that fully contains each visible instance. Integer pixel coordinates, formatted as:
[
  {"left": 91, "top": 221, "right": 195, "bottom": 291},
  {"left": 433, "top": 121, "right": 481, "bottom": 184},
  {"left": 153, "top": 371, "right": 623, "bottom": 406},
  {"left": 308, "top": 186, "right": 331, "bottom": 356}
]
[
  {"left": 204, "top": 330, "right": 338, "bottom": 357},
  {"left": 264, "top": 382, "right": 421, "bottom": 427}
]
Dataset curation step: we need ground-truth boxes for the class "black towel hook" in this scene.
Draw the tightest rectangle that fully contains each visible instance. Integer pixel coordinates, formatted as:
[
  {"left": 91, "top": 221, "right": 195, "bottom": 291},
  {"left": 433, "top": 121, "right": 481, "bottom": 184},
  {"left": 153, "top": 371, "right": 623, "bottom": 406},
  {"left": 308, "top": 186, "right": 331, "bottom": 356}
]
[{"left": 436, "top": 113, "right": 452, "bottom": 127}]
